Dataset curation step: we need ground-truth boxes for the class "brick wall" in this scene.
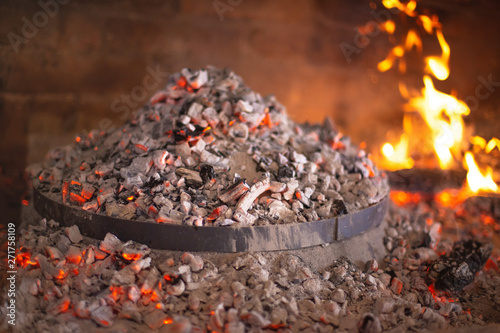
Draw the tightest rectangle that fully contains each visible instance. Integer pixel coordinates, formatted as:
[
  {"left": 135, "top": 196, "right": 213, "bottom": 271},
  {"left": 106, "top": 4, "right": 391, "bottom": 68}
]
[{"left": 1, "top": 0, "right": 499, "bottom": 178}]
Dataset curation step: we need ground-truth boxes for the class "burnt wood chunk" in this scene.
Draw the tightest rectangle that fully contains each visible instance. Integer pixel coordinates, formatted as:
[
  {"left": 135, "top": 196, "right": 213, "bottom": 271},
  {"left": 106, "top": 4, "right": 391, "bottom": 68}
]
[{"left": 429, "top": 240, "right": 493, "bottom": 292}]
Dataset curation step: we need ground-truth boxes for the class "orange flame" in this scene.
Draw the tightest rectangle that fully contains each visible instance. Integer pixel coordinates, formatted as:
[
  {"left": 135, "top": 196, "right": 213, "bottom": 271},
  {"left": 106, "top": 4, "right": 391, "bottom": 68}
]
[
  {"left": 376, "top": 2, "right": 473, "bottom": 172},
  {"left": 405, "top": 29, "right": 422, "bottom": 52},
  {"left": 382, "top": 0, "right": 417, "bottom": 17},
  {"left": 408, "top": 75, "right": 470, "bottom": 169},
  {"left": 381, "top": 134, "right": 414, "bottom": 170},
  {"left": 425, "top": 29, "right": 450, "bottom": 81},
  {"left": 464, "top": 152, "right": 498, "bottom": 194},
  {"left": 419, "top": 15, "right": 440, "bottom": 34},
  {"left": 382, "top": 20, "right": 396, "bottom": 34}
]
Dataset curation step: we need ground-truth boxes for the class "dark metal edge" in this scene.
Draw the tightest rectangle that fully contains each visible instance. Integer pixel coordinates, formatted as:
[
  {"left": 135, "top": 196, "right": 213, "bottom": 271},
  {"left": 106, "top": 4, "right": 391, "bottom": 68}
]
[
  {"left": 33, "top": 188, "right": 388, "bottom": 253},
  {"left": 337, "top": 195, "right": 389, "bottom": 240}
]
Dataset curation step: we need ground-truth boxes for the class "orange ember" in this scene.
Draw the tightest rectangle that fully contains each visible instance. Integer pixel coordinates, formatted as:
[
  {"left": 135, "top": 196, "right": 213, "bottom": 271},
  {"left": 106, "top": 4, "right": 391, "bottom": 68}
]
[
  {"left": 58, "top": 298, "right": 71, "bottom": 313},
  {"left": 16, "top": 251, "right": 39, "bottom": 268},
  {"left": 135, "top": 144, "right": 149, "bottom": 152},
  {"left": 55, "top": 269, "right": 66, "bottom": 280},
  {"left": 122, "top": 253, "right": 142, "bottom": 261},
  {"left": 330, "top": 133, "right": 345, "bottom": 151},
  {"left": 363, "top": 162, "right": 375, "bottom": 177},
  {"left": 485, "top": 258, "right": 499, "bottom": 272},
  {"left": 109, "top": 285, "right": 124, "bottom": 301},
  {"left": 428, "top": 283, "right": 457, "bottom": 304},
  {"left": 434, "top": 189, "right": 467, "bottom": 208},
  {"left": 70, "top": 192, "right": 87, "bottom": 204},
  {"left": 164, "top": 274, "right": 177, "bottom": 283},
  {"left": 390, "top": 191, "right": 421, "bottom": 206}
]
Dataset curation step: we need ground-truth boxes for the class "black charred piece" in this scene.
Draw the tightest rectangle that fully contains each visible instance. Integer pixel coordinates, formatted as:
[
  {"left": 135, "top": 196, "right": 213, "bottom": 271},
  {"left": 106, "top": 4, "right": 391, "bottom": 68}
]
[
  {"left": 173, "top": 124, "right": 207, "bottom": 143},
  {"left": 277, "top": 165, "right": 295, "bottom": 179},
  {"left": 332, "top": 199, "right": 348, "bottom": 216},
  {"left": 429, "top": 239, "right": 493, "bottom": 292},
  {"left": 200, "top": 164, "right": 216, "bottom": 183}
]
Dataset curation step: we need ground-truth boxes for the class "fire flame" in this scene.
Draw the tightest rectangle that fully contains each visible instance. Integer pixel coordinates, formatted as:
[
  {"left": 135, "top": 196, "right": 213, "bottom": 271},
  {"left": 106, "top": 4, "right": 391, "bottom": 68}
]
[
  {"left": 381, "top": 134, "right": 414, "bottom": 169},
  {"left": 407, "top": 75, "right": 470, "bottom": 169},
  {"left": 382, "top": 0, "right": 417, "bottom": 17},
  {"left": 374, "top": 1, "right": 499, "bottom": 195},
  {"left": 424, "top": 29, "right": 450, "bottom": 81},
  {"left": 464, "top": 152, "right": 498, "bottom": 194}
]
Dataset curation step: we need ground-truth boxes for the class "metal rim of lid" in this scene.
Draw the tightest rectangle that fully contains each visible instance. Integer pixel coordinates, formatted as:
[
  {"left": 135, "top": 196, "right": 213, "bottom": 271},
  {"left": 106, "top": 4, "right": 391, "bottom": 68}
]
[{"left": 33, "top": 187, "right": 389, "bottom": 253}]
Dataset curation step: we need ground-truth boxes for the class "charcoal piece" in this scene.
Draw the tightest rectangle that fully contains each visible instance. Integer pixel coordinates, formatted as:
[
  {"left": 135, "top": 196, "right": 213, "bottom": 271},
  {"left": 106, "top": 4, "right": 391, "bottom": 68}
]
[
  {"left": 433, "top": 262, "right": 474, "bottom": 292},
  {"left": 332, "top": 199, "right": 347, "bottom": 215},
  {"left": 429, "top": 239, "right": 493, "bottom": 292},
  {"left": 259, "top": 156, "right": 273, "bottom": 167},
  {"left": 358, "top": 313, "right": 382, "bottom": 333},
  {"left": 173, "top": 124, "right": 207, "bottom": 143},
  {"left": 143, "top": 178, "right": 164, "bottom": 189},
  {"left": 277, "top": 165, "right": 295, "bottom": 179},
  {"left": 175, "top": 168, "right": 203, "bottom": 188},
  {"left": 193, "top": 195, "right": 208, "bottom": 207},
  {"left": 218, "top": 179, "right": 250, "bottom": 204},
  {"left": 200, "top": 164, "right": 216, "bottom": 183}
]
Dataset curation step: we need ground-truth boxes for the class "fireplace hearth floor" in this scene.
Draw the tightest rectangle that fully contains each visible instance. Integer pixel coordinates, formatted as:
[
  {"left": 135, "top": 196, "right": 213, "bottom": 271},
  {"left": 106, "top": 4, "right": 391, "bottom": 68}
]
[{"left": 3, "top": 191, "right": 500, "bottom": 333}]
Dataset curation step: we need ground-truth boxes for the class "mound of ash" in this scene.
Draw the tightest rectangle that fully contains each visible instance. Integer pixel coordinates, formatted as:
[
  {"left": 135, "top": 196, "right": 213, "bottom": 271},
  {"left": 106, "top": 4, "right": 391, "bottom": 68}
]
[{"left": 31, "top": 67, "right": 388, "bottom": 227}]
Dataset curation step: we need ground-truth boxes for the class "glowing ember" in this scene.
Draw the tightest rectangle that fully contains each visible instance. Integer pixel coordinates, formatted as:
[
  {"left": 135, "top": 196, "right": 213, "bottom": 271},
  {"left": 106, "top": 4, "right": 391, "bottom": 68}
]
[
  {"left": 135, "top": 143, "right": 149, "bottom": 152},
  {"left": 109, "top": 285, "right": 124, "bottom": 301},
  {"left": 389, "top": 190, "right": 421, "bottom": 206},
  {"left": 16, "top": 251, "right": 39, "bottom": 268},
  {"left": 121, "top": 252, "right": 142, "bottom": 261},
  {"left": 62, "top": 181, "right": 69, "bottom": 203},
  {"left": 55, "top": 269, "right": 66, "bottom": 280},
  {"left": 435, "top": 189, "right": 466, "bottom": 208},
  {"left": 428, "top": 283, "right": 457, "bottom": 304},
  {"left": 70, "top": 192, "right": 87, "bottom": 205}
]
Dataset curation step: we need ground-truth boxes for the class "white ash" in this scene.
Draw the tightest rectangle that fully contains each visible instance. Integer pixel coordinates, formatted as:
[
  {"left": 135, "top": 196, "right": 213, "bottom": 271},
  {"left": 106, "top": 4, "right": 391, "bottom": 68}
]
[
  {"left": 9, "top": 195, "right": 500, "bottom": 333},
  {"left": 31, "top": 66, "right": 388, "bottom": 227}
]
